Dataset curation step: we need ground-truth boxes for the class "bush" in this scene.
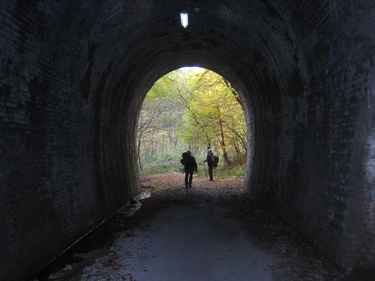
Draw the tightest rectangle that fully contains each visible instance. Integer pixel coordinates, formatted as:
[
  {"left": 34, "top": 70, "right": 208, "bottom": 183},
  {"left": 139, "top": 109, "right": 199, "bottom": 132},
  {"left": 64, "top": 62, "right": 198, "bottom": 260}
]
[
  {"left": 140, "top": 151, "right": 246, "bottom": 179},
  {"left": 140, "top": 151, "right": 181, "bottom": 176},
  {"left": 214, "top": 164, "right": 245, "bottom": 179},
  {"left": 196, "top": 160, "right": 245, "bottom": 179}
]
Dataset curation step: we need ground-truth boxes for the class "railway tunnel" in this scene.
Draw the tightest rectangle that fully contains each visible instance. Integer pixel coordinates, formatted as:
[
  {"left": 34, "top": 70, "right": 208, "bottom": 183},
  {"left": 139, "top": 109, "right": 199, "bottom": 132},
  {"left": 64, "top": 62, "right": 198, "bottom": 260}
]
[{"left": 1, "top": 0, "right": 375, "bottom": 280}]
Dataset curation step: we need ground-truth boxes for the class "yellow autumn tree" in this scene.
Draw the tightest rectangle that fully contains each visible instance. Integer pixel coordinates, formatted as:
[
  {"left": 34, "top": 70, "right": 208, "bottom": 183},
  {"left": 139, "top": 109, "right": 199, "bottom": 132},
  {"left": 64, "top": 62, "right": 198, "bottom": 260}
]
[{"left": 176, "top": 69, "right": 247, "bottom": 167}]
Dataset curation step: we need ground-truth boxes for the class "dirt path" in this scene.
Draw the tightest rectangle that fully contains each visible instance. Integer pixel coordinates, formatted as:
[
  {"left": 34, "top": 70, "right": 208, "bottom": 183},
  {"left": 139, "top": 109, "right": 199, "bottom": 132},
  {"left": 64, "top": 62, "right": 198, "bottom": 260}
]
[{"left": 34, "top": 173, "right": 349, "bottom": 281}]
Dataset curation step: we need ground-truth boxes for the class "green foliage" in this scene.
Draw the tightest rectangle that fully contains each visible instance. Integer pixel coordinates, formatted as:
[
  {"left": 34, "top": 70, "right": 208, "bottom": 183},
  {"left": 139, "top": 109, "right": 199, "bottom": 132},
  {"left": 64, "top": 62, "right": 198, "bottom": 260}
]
[
  {"left": 145, "top": 150, "right": 179, "bottom": 164},
  {"left": 140, "top": 150, "right": 245, "bottom": 179},
  {"left": 140, "top": 151, "right": 181, "bottom": 175},
  {"left": 174, "top": 69, "right": 247, "bottom": 159},
  {"left": 137, "top": 67, "right": 247, "bottom": 177},
  {"left": 141, "top": 163, "right": 172, "bottom": 176},
  {"left": 213, "top": 165, "right": 246, "bottom": 179},
  {"left": 197, "top": 158, "right": 245, "bottom": 179}
]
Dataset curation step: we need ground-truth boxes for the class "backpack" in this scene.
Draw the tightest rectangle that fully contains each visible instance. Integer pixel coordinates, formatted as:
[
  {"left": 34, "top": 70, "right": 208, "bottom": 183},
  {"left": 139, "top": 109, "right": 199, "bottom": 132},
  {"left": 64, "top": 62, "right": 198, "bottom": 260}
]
[
  {"left": 211, "top": 155, "right": 219, "bottom": 168},
  {"left": 181, "top": 152, "right": 191, "bottom": 166}
]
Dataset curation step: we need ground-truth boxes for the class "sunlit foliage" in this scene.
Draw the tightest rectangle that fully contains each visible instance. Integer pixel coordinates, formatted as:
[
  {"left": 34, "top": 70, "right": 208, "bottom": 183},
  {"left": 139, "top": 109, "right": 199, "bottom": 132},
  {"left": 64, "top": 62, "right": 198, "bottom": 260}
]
[{"left": 137, "top": 67, "right": 247, "bottom": 172}]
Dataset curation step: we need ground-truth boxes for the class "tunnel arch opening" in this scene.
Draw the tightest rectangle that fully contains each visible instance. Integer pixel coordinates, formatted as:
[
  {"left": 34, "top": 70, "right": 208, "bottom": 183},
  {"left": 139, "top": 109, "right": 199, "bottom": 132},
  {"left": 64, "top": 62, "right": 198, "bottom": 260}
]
[
  {"left": 4, "top": 2, "right": 375, "bottom": 280},
  {"left": 136, "top": 66, "right": 250, "bottom": 178},
  {"left": 110, "top": 56, "right": 265, "bottom": 199},
  {"left": 109, "top": 47, "right": 283, "bottom": 204}
]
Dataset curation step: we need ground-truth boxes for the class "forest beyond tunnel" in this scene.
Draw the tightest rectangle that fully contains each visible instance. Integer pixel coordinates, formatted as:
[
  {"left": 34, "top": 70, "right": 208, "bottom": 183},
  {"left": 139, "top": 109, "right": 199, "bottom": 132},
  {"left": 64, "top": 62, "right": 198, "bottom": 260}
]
[
  {"left": 136, "top": 67, "right": 248, "bottom": 175},
  {"left": 1, "top": 1, "right": 375, "bottom": 280}
]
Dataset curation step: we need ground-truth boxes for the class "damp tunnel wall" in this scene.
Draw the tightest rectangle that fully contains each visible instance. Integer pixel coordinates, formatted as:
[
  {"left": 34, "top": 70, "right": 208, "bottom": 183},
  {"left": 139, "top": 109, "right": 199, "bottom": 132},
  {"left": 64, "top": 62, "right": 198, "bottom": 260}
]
[{"left": 1, "top": 1, "right": 375, "bottom": 280}]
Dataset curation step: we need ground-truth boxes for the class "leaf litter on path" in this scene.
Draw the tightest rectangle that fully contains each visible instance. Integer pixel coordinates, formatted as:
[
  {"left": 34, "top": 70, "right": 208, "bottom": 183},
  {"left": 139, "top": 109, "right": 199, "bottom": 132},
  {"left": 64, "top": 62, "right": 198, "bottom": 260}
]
[
  {"left": 140, "top": 173, "right": 347, "bottom": 281},
  {"left": 34, "top": 173, "right": 348, "bottom": 281}
]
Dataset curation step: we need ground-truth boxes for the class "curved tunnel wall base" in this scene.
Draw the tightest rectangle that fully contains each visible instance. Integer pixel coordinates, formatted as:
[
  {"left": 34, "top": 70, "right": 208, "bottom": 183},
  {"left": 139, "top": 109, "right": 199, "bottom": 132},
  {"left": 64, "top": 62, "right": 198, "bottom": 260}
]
[{"left": 1, "top": 1, "right": 375, "bottom": 280}]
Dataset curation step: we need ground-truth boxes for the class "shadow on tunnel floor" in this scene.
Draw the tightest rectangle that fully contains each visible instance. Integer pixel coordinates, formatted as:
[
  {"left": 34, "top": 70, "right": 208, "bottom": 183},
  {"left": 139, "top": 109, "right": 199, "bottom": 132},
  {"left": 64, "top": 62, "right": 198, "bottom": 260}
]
[
  {"left": 31, "top": 174, "right": 357, "bottom": 281},
  {"left": 344, "top": 267, "right": 375, "bottom": 281}
]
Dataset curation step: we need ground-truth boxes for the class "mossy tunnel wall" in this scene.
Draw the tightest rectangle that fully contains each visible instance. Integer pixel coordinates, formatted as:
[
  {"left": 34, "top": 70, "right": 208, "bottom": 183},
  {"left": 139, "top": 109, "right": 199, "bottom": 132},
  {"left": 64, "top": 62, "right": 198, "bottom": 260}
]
[{"left": 1, "top": 0, "right": 375, "bottom": 279}]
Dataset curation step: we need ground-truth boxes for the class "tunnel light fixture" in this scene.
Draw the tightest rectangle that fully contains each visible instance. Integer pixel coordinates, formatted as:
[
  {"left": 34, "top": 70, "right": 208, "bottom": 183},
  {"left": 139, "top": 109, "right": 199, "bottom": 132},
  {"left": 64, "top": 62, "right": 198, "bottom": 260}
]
[{"left": 180, "top": 12, "right": 189, "bottom": 28}]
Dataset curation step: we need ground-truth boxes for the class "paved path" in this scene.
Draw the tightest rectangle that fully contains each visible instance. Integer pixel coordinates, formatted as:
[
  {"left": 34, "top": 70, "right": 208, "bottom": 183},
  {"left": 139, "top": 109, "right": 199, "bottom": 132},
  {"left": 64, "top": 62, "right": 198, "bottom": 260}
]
[
  {"left": 80, "top": 203, "right": 275, "bottom": 281},
  {"left": 35, "top": 174, "right": 350, "bottom": 281}
]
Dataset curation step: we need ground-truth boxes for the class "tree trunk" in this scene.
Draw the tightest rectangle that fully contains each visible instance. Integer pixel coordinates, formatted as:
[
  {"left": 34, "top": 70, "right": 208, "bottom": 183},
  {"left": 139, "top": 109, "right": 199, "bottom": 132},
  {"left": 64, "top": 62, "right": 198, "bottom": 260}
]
[
  {"left": 219, "top": 118, "right": 230, "bottom": 167},
  {"left": 137, "top": 133, "right": 143, "bottom": 171}
]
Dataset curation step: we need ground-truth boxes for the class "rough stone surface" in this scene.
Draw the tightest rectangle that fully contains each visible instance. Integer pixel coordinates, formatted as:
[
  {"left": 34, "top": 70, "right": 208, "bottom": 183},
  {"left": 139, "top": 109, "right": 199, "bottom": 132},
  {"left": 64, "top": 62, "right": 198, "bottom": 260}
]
[{"left": 1, "top": 0, "right": 375, "bottom": 280}]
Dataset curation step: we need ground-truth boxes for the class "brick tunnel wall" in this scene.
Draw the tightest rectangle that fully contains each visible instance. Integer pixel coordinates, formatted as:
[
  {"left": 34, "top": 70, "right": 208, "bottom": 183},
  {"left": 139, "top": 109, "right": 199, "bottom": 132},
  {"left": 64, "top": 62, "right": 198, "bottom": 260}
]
[
  {"left": 273, "top": 2, "right": 375, "bottom": 269},
  {"left": 0, "top": 1, "right": 142, "bottom": 280},
  {"left": 1, "top": 0, "right": 375, "bottom": 280}
]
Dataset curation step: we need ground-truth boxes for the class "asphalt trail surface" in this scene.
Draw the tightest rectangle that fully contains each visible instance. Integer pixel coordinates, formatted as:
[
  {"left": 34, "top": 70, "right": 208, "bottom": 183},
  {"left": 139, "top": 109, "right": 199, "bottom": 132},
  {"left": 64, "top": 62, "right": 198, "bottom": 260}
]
[{"left": 34, "top": 173, "right": 353, "bottom": 281}]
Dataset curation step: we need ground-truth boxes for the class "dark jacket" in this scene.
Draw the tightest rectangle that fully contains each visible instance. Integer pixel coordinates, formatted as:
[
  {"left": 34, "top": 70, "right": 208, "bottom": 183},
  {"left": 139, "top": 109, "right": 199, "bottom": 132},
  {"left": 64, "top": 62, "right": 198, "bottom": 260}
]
[
  {"left": 182, "top": 153, "right": 197, "bottom": 172},
  {"left": 204, "top": 152, "right": 214, "bottom": 167}
]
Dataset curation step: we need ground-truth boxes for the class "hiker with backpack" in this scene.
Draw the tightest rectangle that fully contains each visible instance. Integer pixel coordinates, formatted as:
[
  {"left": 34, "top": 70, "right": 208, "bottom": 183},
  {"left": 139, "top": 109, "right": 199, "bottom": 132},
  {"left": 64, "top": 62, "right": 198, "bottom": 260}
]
[
  {"left": 203, "top": 148, "right": 219, "bottom": 181},
  {"left": 181, "top": 150, "right": 198, "bottom": 188}
]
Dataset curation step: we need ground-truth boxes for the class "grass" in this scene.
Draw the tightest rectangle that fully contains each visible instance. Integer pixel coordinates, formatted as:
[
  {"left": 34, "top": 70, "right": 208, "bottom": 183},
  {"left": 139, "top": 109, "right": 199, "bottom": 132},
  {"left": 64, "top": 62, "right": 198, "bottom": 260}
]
[
  {"left": 196, "top": 163, "right": 245, "bottom": 179},
  {"left": 140, "top": 151, "right": 246, "bottom": 179},
  {"left": 139, "top": 151, "right": 181, "bottom": 176}
]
